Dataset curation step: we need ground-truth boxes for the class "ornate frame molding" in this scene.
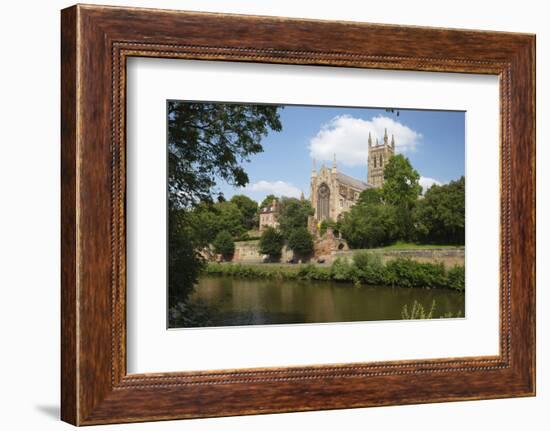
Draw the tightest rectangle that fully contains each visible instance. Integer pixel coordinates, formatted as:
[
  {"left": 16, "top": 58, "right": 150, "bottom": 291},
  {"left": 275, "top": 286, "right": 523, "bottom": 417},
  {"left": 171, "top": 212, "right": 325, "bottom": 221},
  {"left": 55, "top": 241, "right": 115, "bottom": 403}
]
[{"left": 61, "top": 5, "right": 535, "bottom": 425}]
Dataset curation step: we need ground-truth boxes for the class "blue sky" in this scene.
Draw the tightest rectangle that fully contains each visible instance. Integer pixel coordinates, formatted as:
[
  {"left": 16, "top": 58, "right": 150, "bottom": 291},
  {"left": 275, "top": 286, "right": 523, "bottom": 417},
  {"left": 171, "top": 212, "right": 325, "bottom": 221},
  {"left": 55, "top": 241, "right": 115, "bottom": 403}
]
[{"left": 216, "top": 105, "right": 465, "bottom": 203}]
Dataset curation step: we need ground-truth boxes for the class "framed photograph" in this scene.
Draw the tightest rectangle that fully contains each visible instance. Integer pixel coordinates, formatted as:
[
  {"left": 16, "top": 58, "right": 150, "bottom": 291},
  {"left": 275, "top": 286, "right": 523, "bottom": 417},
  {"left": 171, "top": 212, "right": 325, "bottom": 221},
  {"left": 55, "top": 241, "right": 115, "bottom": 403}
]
[{"left": 61, "top": 4, "right": 535, "bottom": 425}]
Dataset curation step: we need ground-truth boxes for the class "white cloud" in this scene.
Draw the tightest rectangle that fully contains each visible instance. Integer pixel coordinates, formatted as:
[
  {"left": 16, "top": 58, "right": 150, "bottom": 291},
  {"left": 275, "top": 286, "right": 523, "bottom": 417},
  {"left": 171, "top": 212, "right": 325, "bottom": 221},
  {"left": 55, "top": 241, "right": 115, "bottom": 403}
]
[
  {"left": 249, "top": 180, "right": 301, "bottom": 198},
  {"left": 309, "top": 115, "right": 422, "bottom": 167},
  {"left": 419, "top": 176, "right": 442, "bottom": 194}
]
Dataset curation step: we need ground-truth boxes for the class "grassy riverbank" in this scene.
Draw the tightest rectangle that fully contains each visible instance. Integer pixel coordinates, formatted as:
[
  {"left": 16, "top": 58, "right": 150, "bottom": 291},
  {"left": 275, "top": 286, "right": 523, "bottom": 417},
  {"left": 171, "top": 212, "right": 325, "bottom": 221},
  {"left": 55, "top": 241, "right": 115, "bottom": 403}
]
[
  {"left": 368, "top": 242, "right": 465, "bottom": 251},
  {"left": 204, "top": 252, "right": 465, "bottom": 291}
]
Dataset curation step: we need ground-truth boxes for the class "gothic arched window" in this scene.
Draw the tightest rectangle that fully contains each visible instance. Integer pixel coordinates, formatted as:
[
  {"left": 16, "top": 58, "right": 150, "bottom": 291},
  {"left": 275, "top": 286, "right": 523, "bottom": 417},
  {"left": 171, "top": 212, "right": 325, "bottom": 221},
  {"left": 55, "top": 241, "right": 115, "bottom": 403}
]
[{"left": 317, "top": 183, "right": 330, "bottom": 221}]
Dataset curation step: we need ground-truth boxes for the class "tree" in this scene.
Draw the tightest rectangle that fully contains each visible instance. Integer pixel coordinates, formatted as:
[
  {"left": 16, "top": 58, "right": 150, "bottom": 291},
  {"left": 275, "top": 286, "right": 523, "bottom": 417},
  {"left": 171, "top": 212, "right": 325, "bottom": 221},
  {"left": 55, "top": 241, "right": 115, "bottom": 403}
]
[
  {"left": 186, "top": 203, "right": 222, "bottom": 246},
  {"left": 340, "top": 202, "right": 398, "bottom": 249},
  {"left": 214, "top": 201, "right": 246, "bottom": 238},
  {"left": 168, "top": 210, "right": 205, "bottom": 303},
  {"left": 414, "top": 176, "right": 465, "bottom": 244},
  {"left": 258, "top": 227, "right": 285, "bottom": 261},
  {"left": 357, "top": 188, "right": 383, "bottom": 206},
  {"left": 288, "top": 227, "right": 314, "bottom": 258},
  {"left": 259, "top": 194, "right": 278, "bottom": 210},
  {"left": 167, "top": 102, "right": 282, "bottom": 304},
  {"left": 230, "top": 194, "right": 258, "bottom": 230},
  {"left": 212, "top": 230, "right": 235, "bottom": 260},
  {"left": 187, "top": 201, "right": 244, "bottom": 245},
  {"left": 382, "top": 155, "right": 421, "bottom": 240},
  {"left": 168, "top": 102, "right": 282, "bottom": 208},
  {"left": 277, "top": 197, "right": 314, "bottom": 239}
]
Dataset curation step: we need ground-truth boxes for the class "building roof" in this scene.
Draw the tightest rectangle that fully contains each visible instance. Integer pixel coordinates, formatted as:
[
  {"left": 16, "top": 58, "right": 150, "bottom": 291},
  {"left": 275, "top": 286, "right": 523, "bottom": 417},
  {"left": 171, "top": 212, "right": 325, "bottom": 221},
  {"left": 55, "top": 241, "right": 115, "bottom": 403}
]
[
  {"left": 260, "top": 206, "right": 277, "bottom": 214},
  {"left": 336, "top": 172, "right": 370, "bottom": 191}
]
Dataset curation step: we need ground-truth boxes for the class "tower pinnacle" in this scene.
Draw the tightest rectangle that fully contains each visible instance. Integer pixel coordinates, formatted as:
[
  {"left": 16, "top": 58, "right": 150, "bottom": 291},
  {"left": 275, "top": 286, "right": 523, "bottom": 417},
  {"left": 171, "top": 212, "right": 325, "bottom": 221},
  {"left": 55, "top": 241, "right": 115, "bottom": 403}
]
[{"left": 384, "top": 128, "right": 388, "bottom": 145}]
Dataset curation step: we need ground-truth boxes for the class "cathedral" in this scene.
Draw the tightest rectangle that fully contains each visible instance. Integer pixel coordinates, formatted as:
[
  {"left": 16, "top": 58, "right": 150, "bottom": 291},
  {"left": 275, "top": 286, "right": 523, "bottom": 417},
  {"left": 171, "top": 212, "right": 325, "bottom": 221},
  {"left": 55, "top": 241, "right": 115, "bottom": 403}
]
[{"left": 310, "top": 128, "right": 395, "bottom": 223}]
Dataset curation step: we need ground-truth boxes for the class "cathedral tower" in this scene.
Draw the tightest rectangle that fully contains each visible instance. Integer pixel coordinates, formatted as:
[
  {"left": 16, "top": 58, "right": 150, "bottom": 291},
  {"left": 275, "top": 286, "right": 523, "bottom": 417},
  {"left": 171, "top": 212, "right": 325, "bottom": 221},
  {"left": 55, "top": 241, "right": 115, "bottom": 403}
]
[{"left": 367, "top": 128, "right": 395, "bottom": 188}]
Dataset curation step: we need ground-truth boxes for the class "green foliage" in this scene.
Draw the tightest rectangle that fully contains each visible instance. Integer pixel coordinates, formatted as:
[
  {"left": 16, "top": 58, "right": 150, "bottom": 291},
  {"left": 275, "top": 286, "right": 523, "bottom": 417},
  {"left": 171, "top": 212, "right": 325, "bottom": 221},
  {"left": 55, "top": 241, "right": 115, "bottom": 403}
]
[
  {"left": 370, "top": 242, "right": 463, "bottom": 250},
  {"left": 319, "top": 219, "right": 341, "bottom": 236},
  {"left": 277, "top": 197, "right": 314, "bottom": 239},
  {"left": 401, "top": 300, "right": 436, "bottom": 319},
  {"left": 446, "top": 265, "right": 465, "bottom": 292},
  {"left": 381, "top": 155, "right": 421, "bottom": 241},
  {"left": 338, "top": 156, "right": 464, "bottom": 248},
  {"left": 340, "top": 202, "right": 398, "bottom": 249},
  {"left": 382, "top": 154, "right": 422, "bottom": 208},
  {"left": 258, "top": 227, "right": 285, "bottom": 260},
  {"left": 296, "top": 264, "right": 332, "bottom": 281},
  {"left": 352, "top": 251, "right": 379, "bottom": 271},
  {"left": 352, "top": 251, "right": 387, "bottom": 285},
  {"left": 401, "top": 299, "right": 464, "bottom": 320},
  {"left": 214, "top": 201, "right": 246, "bottom": 238},
  {"left": 440, "top": 309, "right": 464, "bottom": 318},
  {"left": 414, "top": 176, "right": 465, "bottom": 244},
  {"left": 357, "top": 188, "right": 384, "bottom": 206},
  {"left": 330, "top": 258, "right": 361, "bottom": 284},
  {"left": 385, "top": 258, "right": 447, "bottom": 289},
  {"left": 287, "top": 227, "right": 314, "bottom": 258},
  {"left": 168, "top": 300, "right": 213, "bottom": 328},
  {"left": 212, "top": 230, "right": 235, "bottom": 260},
  {"left": 259, "top": 194, "right": 278, "bottom": 210},
  {"left": 187, "top": 201, "right": 246, "bottom": 246},
  {"left": 168, "top": 101, "right": 282, "bottom": 208},
  {"left": 230, "top": 194, "right": 259, "bottom": 230},
  {"left": 204, "top": 258, "right": 464, "bottom": 292},
  {"left": 167, "top": 102, "right": 282, "bottom": 308},
  {"left": 205, "top": 262, "right": 309, "bottom": 280},
  {"left": 168, "top": 210, "right": 205, "bottom": 303},
  {"left": 234, "top": 233, "right": 261, "bottom": 242}
]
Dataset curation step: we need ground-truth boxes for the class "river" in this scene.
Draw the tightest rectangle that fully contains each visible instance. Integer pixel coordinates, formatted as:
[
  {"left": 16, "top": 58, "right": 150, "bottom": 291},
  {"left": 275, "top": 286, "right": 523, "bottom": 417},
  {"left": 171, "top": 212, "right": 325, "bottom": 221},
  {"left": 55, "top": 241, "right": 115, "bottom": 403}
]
[{"left": 182, "top": 276, "right": 465, "bottom": 327}]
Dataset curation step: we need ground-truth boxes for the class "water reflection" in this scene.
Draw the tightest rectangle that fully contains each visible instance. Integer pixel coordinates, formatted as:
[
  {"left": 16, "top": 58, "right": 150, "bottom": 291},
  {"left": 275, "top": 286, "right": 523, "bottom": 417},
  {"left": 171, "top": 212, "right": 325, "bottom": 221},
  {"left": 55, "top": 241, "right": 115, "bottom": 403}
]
[{"left": 180, "top": 276, "right": 465, "bottom": 328}]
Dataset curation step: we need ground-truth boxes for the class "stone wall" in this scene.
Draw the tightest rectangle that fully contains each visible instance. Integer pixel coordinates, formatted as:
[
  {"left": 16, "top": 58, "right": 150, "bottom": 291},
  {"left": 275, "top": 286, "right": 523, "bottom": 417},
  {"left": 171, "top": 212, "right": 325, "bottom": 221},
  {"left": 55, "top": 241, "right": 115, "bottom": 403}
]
[
  {"left": 232, "top": 240, "right": 293, "bottom": 263},
  {"left": 313, "top": 228, "right": 348, "bottom": 261},
  {"left": 332, "top": 248, "right": 465, "bottom": 268},
  {"left": 231, "top": 238, "right": 463, "bottom": 268}
]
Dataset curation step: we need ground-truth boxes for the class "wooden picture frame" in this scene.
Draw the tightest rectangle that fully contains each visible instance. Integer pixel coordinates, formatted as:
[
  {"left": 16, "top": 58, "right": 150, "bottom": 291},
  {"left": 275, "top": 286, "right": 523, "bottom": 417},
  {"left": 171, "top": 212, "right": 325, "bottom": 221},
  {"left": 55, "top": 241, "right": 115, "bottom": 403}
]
[{"left": 61, "top": 4, "right": 535, "bottom": 425}]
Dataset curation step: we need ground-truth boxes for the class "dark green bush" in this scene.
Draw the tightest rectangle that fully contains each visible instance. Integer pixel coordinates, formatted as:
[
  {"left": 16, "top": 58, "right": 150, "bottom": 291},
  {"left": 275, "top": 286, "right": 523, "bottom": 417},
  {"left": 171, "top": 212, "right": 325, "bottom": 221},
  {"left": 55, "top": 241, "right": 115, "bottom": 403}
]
[
  {"left": 212, "top": 230, "right": 235, "bottom": 260},
  {"left": 385, "top": 258, "right": 447, "bottom": 288},
  {"left": 258, "top": 227, "right": 284, "bottom": 261},
  {"left": 352, "top": 251, "right": 387, "bottom": 285},
  {"left": 287, "top": 227, "right": 314, "bottom": 258},
  {"left": 330, "top": 258, "right": 360, "bottom": 284},
  {"left": 203, "top": 258, "right": 464, "bottom": 291},
  {"left": 446, "top": 265, "right": 465, "bottom": 291}
]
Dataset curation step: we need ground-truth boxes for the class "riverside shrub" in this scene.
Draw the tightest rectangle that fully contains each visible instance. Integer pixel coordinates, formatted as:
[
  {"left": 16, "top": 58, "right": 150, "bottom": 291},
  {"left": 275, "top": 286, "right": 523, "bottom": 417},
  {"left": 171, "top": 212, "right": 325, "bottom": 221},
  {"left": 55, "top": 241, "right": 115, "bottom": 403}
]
[
  {"left": 203, "top": 258, "right": 464, "bottom": 291},
  {"left": 446, "top": 265, "right": 465, "bottom": 292},
  {"left": 352, "top": 251, "right": 387, "bottom": 285},
  {"left": 385, "top": 258, "right": 447, "bottom": 288}
]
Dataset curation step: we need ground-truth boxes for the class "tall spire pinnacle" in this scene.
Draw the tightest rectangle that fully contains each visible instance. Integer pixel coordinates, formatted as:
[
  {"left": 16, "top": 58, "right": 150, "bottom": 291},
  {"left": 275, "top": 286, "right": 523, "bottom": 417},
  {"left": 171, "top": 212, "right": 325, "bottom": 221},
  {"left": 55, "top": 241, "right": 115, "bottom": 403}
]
[
  {"left": 368, "top": 132, "right": 372, "bottom": 148},
  {"left": 391, "top": 133, "right": 395, "bottom": 149},
  {"left": 384, "top": 128, "right": 388, "bottom": 145},
  {"left": 311, "top": 159, "right": 317, "bottom": 177},
  {"left": 332, "top": 153, "right": 337, "bottom": 173}
]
